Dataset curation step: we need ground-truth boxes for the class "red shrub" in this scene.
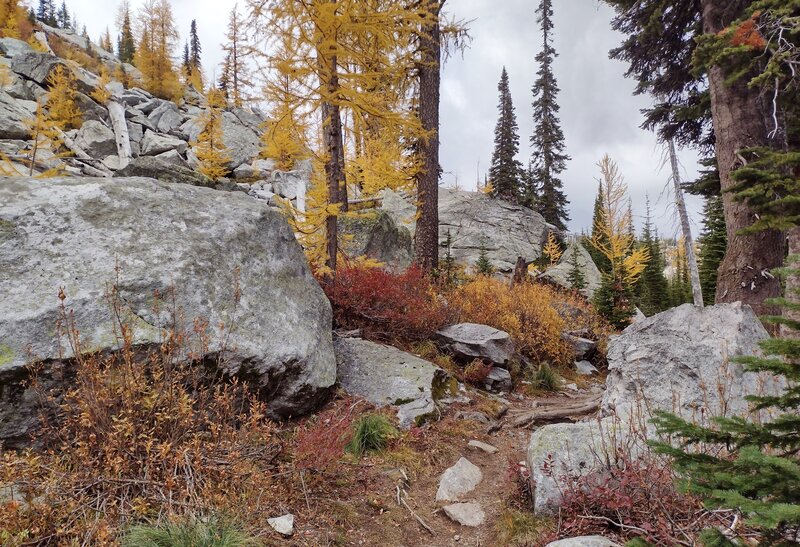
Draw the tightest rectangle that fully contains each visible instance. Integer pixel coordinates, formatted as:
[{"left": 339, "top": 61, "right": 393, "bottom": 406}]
[
  {"left": 325, "top": 264, "right": 449, "bottom": 343},
  {"left": 463, "top": 360, "right": 493, "bottom": 387}
]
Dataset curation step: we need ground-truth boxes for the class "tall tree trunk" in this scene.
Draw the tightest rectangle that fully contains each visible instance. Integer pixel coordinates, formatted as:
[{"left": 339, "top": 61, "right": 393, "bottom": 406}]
[
  {"left": 701, "top": 0, "right": 784, "bottom": 316},
  {"left": 668, "top": 139, "right": 703, "bottom": 307},
  {"left": 414, "top": 1, "right": 443, "bottom": 275},
  {"left": 321, "top": 56, "right": 345, "bottom": 278}
]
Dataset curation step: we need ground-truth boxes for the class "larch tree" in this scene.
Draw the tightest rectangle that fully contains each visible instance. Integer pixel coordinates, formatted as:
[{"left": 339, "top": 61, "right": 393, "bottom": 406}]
[
  {"left": 46, "top": 64, "right": 81, "bottom": 130},
  {"left": 220, "top": 4, "right": 250, "bottom": 107},
  {"left": 99, "top": 27, "right": 113, "bottom": 53},
  {"left": 25, "top": 99, "right": 63, "bottom": 177},
  {"left": 116, "top": 0, "right": 136, "bottom": 64},
  {"left": 134, "top": 0, "right": 181, "bottom": 100},
  {"left": 604, "top": 0, "right": 786, "bottom": 315},
  {"left": 488, "top": 66, "right": 523, "bottom": 203},
  {"left": 0, "top": 0, "right": 26, "bottom": 38},
  {"left": 591, "top": 155, "right": 649, "bottom": 328},
  {"left": 193, "top": 87, "right": 230, "bottom": 180},
  {"left": 587, "top": 181, "right": 611, "bottom": 274},
  {"left": 530, "top": 0, "right": 570, "bottom": 230}
]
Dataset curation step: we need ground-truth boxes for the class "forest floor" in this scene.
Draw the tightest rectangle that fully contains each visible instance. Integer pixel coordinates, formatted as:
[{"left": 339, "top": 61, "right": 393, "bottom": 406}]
[{"left": 269, "top": 372, "right": 606, "bottom": 547}]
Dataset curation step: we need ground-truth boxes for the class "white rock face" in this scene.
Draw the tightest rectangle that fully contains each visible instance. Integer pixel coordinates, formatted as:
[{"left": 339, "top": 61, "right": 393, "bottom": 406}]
[
  {"left": 0, "top": 177, "right": 336, "bottom": 448},
  {"left": 443, "top": 502, "right": 486, "bottom": 527},
  {"left": 540, "top": 241, "right": 602, "bottom": 298},
  {"left": 436, "top": 457, "right": 483, "bottom": 502},
  {"left": 74, "top": 120, "right": 117, "bottom": 159}
]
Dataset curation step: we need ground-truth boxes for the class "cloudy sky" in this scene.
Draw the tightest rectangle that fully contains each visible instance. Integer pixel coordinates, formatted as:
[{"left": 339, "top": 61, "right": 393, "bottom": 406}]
[{"left": 67, "top": 0, "right": 704, "bottom": 236}]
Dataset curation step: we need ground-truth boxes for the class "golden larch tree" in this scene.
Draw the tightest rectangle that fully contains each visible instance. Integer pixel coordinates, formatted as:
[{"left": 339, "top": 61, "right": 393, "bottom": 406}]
[
  {"left": 192, "top": 87, "right": 230, "bottom": 180},
  {"left": 46, "top": 65, "right": 82, "bottom": 130},
  {"left": 134, "top": 0, "right": 181, "bottom": 100},
  {"left": 25, "top": 99, "right": 68, "bottom": 177}
]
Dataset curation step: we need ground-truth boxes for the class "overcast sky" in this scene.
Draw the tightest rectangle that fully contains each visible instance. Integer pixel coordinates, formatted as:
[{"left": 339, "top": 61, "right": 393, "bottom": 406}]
[{"left": 68, "top": 0, "right": 703, "bottom": 236}]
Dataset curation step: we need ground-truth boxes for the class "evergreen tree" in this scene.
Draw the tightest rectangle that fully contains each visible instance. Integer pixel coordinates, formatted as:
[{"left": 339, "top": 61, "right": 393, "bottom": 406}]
[
  {"left": 566, "top": 243, "right": 587, "bottom": 292},
  {"left": 116, "top": 1, "right": 135, "bottom": 64},
  {"left": 635, "top": 197, "right": 669, "bottom": 316},
  {"left": 588, "top": 181, "right": 611, "bottom": 274},
  {"left": 475, "top": 246, "right": 495, "bottom": 277},
  {"left": 488, "top": 67, "right": 523, "bottom": 203},
  {"left": 36, "top": 0, "right": 55, "bottom": 26},
  {"left": 181, "top": 41, "right": 190, "bottom": 77},
  {"left": 56, "top": 1, "right": 68, "bottom": 29},
  {"left": 530, "top": 0, "right": 570, "bottom": 231},
  {"left": 220, "top": 5, "right": 251, "bottom": 107},
  {"left": 698, "top": 195, "right": 727, "bottom": 303},
  {"left": 186, "top": 19, "right": 203, "bottom": 89}
]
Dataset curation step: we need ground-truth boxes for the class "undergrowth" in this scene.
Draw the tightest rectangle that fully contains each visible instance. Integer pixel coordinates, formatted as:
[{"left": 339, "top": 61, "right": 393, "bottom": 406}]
[
  {"left": 122, "top": 516, "right": 260, "bottom": 547},
  {"left": 345, "top": 413, "right": 398, "bottom": 456}
]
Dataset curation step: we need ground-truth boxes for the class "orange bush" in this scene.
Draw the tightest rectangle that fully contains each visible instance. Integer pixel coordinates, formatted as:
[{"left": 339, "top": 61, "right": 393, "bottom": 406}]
[
  {"left": 449, "top": 278, "right": 573, "bottom": 366},
  {"left": 325, "top": 264, "right": 450, "bottom": 343}
]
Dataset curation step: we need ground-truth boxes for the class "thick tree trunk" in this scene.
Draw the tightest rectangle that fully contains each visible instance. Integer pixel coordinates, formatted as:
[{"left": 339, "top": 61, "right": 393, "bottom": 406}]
[
  {"left": 668, "top": 139, "right": 703, "bottom": 307},
  {"left": 107, "top": 100, "right": 132, "bottom": 169},
  {"left": 701, "top": 0, "right": 784, "bottom": 316},
  {"left": 414, "top": 2, "right": 444, "bottom": 275}
]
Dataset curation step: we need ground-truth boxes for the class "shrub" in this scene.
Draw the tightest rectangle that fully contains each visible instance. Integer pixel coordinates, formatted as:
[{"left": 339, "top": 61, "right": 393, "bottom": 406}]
[
  {"left": 122, "top": 516, "right": 260, "bottom": 547},
  {"left": 449, "top": 278, "right": 572, "bottom": 366},
  {"left": 463, "top": 359, "right": 494, "bottom": 387},
  {"left": 0, "top": 290, "right": 279, "bottom": 544},
  {"left": 528, "top": 363, "right": 561, "bottom": 392},
  {"left": 325, "top": 264, "right": 450, "bottom": 343},
  {"left": 345, "top": 414, "right": 397, "bottom": 456},
  {"left": 293, "top": 400, "right": 356, "bottom": 475}
]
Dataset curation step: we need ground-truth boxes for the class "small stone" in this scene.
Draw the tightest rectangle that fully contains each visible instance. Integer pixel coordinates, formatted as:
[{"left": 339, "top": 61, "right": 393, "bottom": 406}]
[
  {"left": 545, "top": 536, "right": 622, "bottom": 547},
  {"left": 267, "top": 514, "right": 294, "bottom": 536},
  {"left": 575, "top": 360, "right": 599, "bottom": 376},
  {"left": 563, "top": 383, "right": 578, "bottom": 392},
  {"left": 443, "top": 502, "right": 486, "bottom": 527},
  {"left": 484, "top": 367, "right": 512, "bottom": 393},
  {"left": 436, "top": 457, "right": 483, "bottom": 502},
  {"left": 468, "top": 440, "right": 499, "bottom": 454}
]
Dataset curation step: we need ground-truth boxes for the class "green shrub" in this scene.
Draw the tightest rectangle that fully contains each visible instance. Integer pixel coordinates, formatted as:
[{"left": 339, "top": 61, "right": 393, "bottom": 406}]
[
  {"left": 529, "top": 363, "right": 561, "bottom": 392},
  {"left": 345, "top": 414, "right": 397, "bottom": 456},
  {"left": 122, "top": 517, "right": 260, "bottom": 547}
]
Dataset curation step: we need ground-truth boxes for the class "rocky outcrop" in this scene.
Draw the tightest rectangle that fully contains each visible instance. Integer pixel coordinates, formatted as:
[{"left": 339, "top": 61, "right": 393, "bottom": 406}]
[
  {"left": 74, "top": 120, "right": 117, "bottom": 158},
  {"left": 0, "top": 90, "right": 34, "bottom": 140},
  {"left": 527, "top": 303, "right": 783, "bottom": 515},
  {"left": 340, "top": 211, "right": 414, "bottom": 271},
  {"left": 333, "top": 337, "right": 456, "bottom": 428},
  {"left": 436, "top": 323, "right": 516, "bottom": 366},
  {"left": 114, "top": 157, "right": 214, "bottom": 187},
  {"left": 0, "top": 177, "right": 336, "bottom": 448},
  {"left": 381, "top": 188, "right": 550, "bottom": 272},
  {"left": 540, "top": 241, "right": 602, "bottom": 298}
]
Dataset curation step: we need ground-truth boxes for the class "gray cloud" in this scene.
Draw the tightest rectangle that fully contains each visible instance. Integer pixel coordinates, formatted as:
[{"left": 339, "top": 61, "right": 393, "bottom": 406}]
[{"left": 72, "top": 0, "right": 704, "bottom": 237}]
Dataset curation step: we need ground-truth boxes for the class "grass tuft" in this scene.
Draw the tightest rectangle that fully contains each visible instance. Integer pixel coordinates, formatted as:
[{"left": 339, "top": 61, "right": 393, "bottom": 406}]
[
  {"left": 122, "top": 517, "right": 260, "bottom": 547},
  {"left": 529, "top": 363, "right": 561, "bottom": 392},
  {"left": 345, "top": 414, "right": 397, "bottom": 456}
]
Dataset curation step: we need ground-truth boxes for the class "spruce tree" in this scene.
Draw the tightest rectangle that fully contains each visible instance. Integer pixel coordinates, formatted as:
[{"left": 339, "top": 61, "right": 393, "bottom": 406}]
[
  {"left": 530, "top": 0, "right": 570, "bottom": 231},
  {"left": 117, "top": 4, "right": 135, "bottom": 64},
  {"left": 588, "top": 181, "right": 611, "bottom": 274},
  {"left": 635, "top": 198, "right": 669, "bottom": 316},
  {"left": 189, "top": 19, "right": 201, "bottom": 72},
  {"left": 56, "top": 1, "right": 67, "bottom": 29},
  {"left": 698, "top": 195, "right": 727, "bottom": 303},
  {"left": 475, "top": 246, "right": 495, "bottom": 277},
  {"left": 488, "top": 67, "right": 523, "bottom": 203},
  {"left": 36, "top": 0, "right": 55, "bottom": 26},
  {"left": 566, "top": 244, "right": 586, "bottom": 292}
]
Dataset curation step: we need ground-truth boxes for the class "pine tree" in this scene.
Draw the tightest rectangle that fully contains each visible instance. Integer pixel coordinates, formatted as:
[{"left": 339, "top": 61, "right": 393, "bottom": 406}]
[
  {"left": 588, "top": 181, "right": 611, "bottom": 274},
  {"left": 488, "top": 66, "right": 523, "bottom": 203},
  {"left": 530, "top": 0, "right": 570, "bottom": 231},
  {"left": 220, "top": 4, "right": 250, "bottom": 107},
  {"left": 566, "top": 243, "right": 587, "bottom": 292},
  {"left": 698, "top": 195, "right": 727, "bottom": 303},
  {"left": 186, "top": 19, "right": 203, "bottom": 90},
  {"left": 635, "top": 197, "right": 669, "bottom": 316},
  {"left": 56, "top": 1, "right": 68, "bottom": 29},
  {"left": 116, "top": 1, "right": 136, "bottom": 64},
  {"left": 193, "top": 87, "right": 230, "bottom": 181},
  {"left": 36, "top": 0, "right": 55, "bottom": 27},
  {"left": 475, "top": 246, "right": 494, "bottom": 277}
]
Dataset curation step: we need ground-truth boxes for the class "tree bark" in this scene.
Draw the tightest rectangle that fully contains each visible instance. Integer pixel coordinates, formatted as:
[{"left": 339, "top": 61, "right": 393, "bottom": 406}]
[
  {"left": 414, "top": 1, "right": 444, "bottom": 275},
  {"left": 320, "top": 49, "right": 345, "bottom": 277},
  {"left": 701, "top": 0, "right": 784, "bottom": 316},
  {"left": 668, "top": 139, "right": 704, "bottom": 307},
  {"left": 107, "top": 100, "right": 132, "bottom": 169}
]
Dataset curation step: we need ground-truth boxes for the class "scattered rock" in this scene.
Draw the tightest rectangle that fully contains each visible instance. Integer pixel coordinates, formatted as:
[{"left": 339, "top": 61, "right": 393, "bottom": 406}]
[
  {"left": 74, "top": 120, "right": 117, "bottom": 159},
  {"left": 114, "top": 157, "right": 212, "bottom": 187},
  {"left": 443, "top": 502, "right": 486, "bottom": 527},
  {"left": 436, "top": 457, "right": 483, "bottom": 502},
  {"left": 454, "top": 411, "right": 492, "bottom": 424},
  {"left": 0, "top": 177, "right": 336, "bottom": 448},
  {"left": 222, "top": 111, "right": 260, "bottom": 169},
  {"left": 232, "top": 163, "right": 258, "bottom": 180},
  {"left": 267, "top": 514, "right": 294, "bottom": 537},
  {"left": 271, "top": 168, "right": 307, "bottom": 199},
  {"left": 563, "top": 333, "right": 597, "bottom": 361},
  {"left": 484, "top": 367, "right": 512, "bottom": 393},
  {"left": 0, "top": 90, "right": 34, "bottom": 139},
  {"left": 154, "top": 149, "right": 188, "bottom": 168},
  {"left": 0, "top": 38, "right": 33, "bottom": 57},
  {"left": 575, "top": 360, "right": 599, "bottom": 376},
  {"left": 540, "top": 241, "right": 602, "bottom": 298},
  {"left": 339, "top": 210, "right": 413, "bottom": 272},
  {"left": 140, "top": 129, "right": 187, "bottom": 156},
  {"left": 333, "top": 337, "right": 456, "bottom": 428},
  {"left": 467, "top": 440, "right": 498, "bottom": 454},
  {"left": 545, "top": 537, "right": 622, "bottom": 547},
  {"left": 436, "top": 323, "right": 516, "bottom": 367}
]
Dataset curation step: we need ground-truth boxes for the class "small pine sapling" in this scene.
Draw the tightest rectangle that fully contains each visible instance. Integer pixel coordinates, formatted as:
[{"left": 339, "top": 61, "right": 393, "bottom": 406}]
[
  {"left": 475, "top": 246, "right": 495, "bottom": 277},
  {"left": 566, "top": 244, "right": 587, "bottom": 292},
  {"left": 542, "top": 231, "right": 563, "bottom": 268}
]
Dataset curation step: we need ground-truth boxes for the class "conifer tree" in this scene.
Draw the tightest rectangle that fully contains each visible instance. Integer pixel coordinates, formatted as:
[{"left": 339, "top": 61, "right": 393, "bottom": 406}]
[
  {"left": 116, "top": 1, "right": 135, "bottom": 64},
  {"left": 56, "top": 1, "right": 68, "bottom": 29},
  {"left": 36, "top": 0, "right": 55, "bottom": 27},
  {"left": 588, "top": 181, "right": 611, "bottom": 274},
  {"left": 488, "top": 66, "right": 523, "bottom": 203},
  {"left": 542, "top": 230, "right": 562, "bottom": 268},
  {"left": 220, "top": 4, "right": 250, "bottom": 107},
  {"left": 635, "top": 197, "right": 669, "bottom": 316},
  {"left": 134, "top": 0, "right": 181, "bottom": 100},
  {"left": 186, "top": 19, "right": 203, "bottom": 89},
  {"left": 0, "top": 0, "right": 24, "bottom": 39},
  {"left": 25, "top": 99, "right": 62, "bottom": 177},
  {"left": 193, "top": 87, "right": 230, "bottom": 181},
  {"left": 698, "top": 195, "right": 727, "bottom": 303},
  {"left": 99, "top": 27, "right": 113, "bottom": 53},
  {"left": 475, "top": 247, "right": 494, "bottom": 277},
  {"left": 530, "top": 0, "right": 570, "bottom": 231},
  {"left": 46, "top": 64, "right": 81, "bottom": 130},
  {"left": 566, "top": 243, "right": 587, "bottom": 292}
]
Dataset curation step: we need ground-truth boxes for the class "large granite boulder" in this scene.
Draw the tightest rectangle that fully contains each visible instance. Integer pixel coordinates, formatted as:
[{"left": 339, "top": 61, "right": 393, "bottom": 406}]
[
  {"left": 0, "top": 177, "right": 336, "bottom": 448},
  {"left": 0, "top": 90, "right": 35, "bottom": 139},
  {"left": 222, "top": 111, "right": 260, "bottom": 170},
  {"left": 141, "top": 130, "right": 187, "bottom": 156},
  {"left": 381, "top": 188, "right": 550, "bottom": 272},
  {"left": 540, "top": 241, "right": 602, "bottom": 298},
  {"left": 74, "top": 120, "right": 117, "bottom": 159},
  {"left": 339, "top": 211, "right": 413, "bottom": 271},
  {"left": 527, "top": 303, "right": 783, "bottom": 515},
  {"left": 436, "top": 323, "right": 516, "bottom": 366},
  {"left": 333, "top": 337, "right": 456, "bottom": 428},
  {"left": 114, "top": 157, "right": 212, "bottom": 187}
]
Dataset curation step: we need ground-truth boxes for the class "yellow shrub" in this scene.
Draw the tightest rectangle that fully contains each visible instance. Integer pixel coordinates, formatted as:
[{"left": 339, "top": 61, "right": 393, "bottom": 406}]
[{"left": 449, "top": 278, "right": 573, "bottom": 366}]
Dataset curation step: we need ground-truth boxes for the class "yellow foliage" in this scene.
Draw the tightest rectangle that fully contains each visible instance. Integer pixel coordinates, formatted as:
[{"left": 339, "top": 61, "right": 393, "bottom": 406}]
[
  {"left": 134, "top": 0, "right": 182, "bottom": 100},
  {"left": 0, "top": 62, "right": 12, "bottom": 87},
  {"left": 0, "top": 0, "right": 31, "bottom": 40},
  {"left": 45, "top": 65, "right": 82, "bottom": 130},
  {"left": 91, "top": 69, "right": 113, "bottom": 105},
  {"left": 24, "top": 99, "right": 69, "bottom": 177},
  {"left": 480, "top": 180, "right": 494, "bottom": 195},
  {"left": 591, "top": 154, "right": 649, "bottom": 285},
  {"left": 543, "top": 231, "right": 563, "bottom": 267},
  {"left": 450, "top": 278, "right": 572, "bottom": 366},
  {"left": 261, "top": 85, "right": 310, "bottom": 171},
  {"left": 27, "top": 35, "right": 48, "bottom": 52},
  {"left": 192, "top": 88, "right": 231, "bottom": 180}
]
